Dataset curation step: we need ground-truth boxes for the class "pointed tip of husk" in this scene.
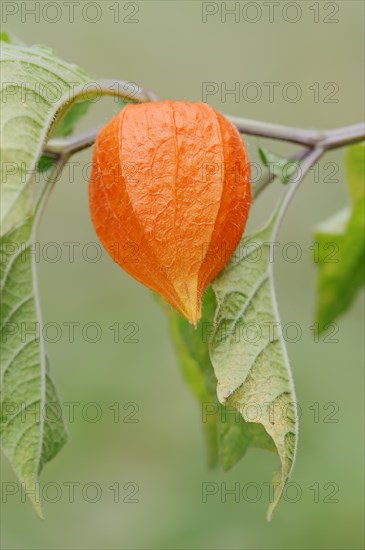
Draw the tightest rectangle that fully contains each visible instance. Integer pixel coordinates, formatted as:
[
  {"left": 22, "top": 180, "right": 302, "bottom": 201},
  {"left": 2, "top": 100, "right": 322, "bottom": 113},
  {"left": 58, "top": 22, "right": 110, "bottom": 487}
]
[
  {"left": 165, "top": 276, "right": 203, "bottom": 326},
  {"left": 181, "top": 300, "right": 201, "bottom": 328}
]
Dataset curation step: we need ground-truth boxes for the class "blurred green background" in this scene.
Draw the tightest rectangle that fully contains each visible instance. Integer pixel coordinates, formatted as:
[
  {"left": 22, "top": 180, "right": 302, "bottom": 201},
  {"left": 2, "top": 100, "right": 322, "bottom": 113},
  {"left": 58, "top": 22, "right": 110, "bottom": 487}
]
[{"left": 1, "top": 1, "right": 364, "bottom": 548}]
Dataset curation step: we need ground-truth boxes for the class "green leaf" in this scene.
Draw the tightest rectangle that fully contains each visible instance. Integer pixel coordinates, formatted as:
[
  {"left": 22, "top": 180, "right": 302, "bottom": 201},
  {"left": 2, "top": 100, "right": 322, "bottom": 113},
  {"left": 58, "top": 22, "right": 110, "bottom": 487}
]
[
  {"left": 259, "top": 146, "right": 300, "bottom": 184},
  {"left": 0, "top": 42, "right": 92, "bottom": 236},
  {"left": 0, "top": 32, "right": 11, "bottom": 43},
  {"left": 164, "top": 287, "right": 276, "bottom": 473},
  {"left": 0, "top": 30, "right": 25, "bottom": 46},
  {"left": 0, "top": 218, "right": 67, "bottom": 517},
  {"left": 0, "top": 42, "right": 93, "bottom": 516},
  {"left": 209, "top": 212, "right": 298, "bottom": 520},
  {"left": 314, "top": 143, "right": 365, "bottom": 332}
]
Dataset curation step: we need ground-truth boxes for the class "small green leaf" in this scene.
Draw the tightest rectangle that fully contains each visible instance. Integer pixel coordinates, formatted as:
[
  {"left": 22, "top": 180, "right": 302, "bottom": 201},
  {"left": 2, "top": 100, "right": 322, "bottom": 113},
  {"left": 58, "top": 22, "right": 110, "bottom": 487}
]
[
  {"left": 0, "top": 32, "right": 11, "bottom": 43},
  {"left": 259, "top": 146, "right": 300, "bottom": 184},
  {"left": 314, "top": 143, "right": 365, "bottom": 332},
  {"left": 209, "top": 212, "right": 298, "bottom": 520},
  {"left": 0, "top": 31, "right": 25, "bottom": 45},
  {"left": 0, "top": 219, "right": 67, "bottom": 517}
]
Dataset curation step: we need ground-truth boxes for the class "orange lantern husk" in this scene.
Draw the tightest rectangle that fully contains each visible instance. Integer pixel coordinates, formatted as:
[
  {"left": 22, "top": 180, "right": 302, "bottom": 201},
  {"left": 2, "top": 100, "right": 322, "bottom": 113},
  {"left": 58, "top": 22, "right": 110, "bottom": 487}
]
[{"left": 89, "top": 100, "right": 251, "bottom": 325}]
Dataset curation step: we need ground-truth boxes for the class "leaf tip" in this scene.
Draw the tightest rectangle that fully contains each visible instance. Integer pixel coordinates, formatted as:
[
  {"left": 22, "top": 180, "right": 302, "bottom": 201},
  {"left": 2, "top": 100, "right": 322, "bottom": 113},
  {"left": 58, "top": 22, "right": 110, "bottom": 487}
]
[{"left": 27, "top": 489, "right": 44, "bottom": 519}]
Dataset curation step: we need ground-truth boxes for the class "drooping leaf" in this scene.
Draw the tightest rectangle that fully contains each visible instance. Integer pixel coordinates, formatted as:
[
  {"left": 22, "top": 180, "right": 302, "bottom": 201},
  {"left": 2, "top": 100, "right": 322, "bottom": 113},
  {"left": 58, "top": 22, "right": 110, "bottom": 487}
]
[
  {"left": 164, "top": 287, "right": 276, "bottom": 472},
  {"left": 314, "top": 142, "right": 365, "bottom": 332},
  {"left": 0, "top": 42, "right": 93, "bottom": 515},
  {"left": 259, "top": 146, "right": 300, "bottom": 184},
  {"left": 0, "top": 218, "right": 67, "bottom": 517},
  {"left": 209, "top": 211, "right": 298, "bottom": 520},
  {"left": 0, "top": 42, "right": 92, "bottom": 236}
]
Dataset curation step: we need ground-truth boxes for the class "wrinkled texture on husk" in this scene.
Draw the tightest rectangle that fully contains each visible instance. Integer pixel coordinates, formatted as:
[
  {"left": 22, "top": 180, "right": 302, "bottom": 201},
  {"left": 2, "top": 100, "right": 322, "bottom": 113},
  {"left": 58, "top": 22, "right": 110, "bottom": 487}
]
[{"left": 89, "top": 101, "right": 251, "bottom": 324}]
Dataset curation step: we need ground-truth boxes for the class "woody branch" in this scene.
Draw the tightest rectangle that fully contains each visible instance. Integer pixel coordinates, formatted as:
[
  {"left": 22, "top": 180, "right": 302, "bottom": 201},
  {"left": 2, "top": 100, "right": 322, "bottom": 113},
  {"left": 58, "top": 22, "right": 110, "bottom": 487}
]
[{"left": 42, "top": 79, "right": 364, "bottom": 199}]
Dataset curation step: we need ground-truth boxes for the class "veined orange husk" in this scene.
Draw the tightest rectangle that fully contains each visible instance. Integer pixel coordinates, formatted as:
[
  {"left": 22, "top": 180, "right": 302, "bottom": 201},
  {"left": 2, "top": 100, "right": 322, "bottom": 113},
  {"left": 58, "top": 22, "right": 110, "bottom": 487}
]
[{"left": 89, "top": 100, "right": 251, "bottom": 325}]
